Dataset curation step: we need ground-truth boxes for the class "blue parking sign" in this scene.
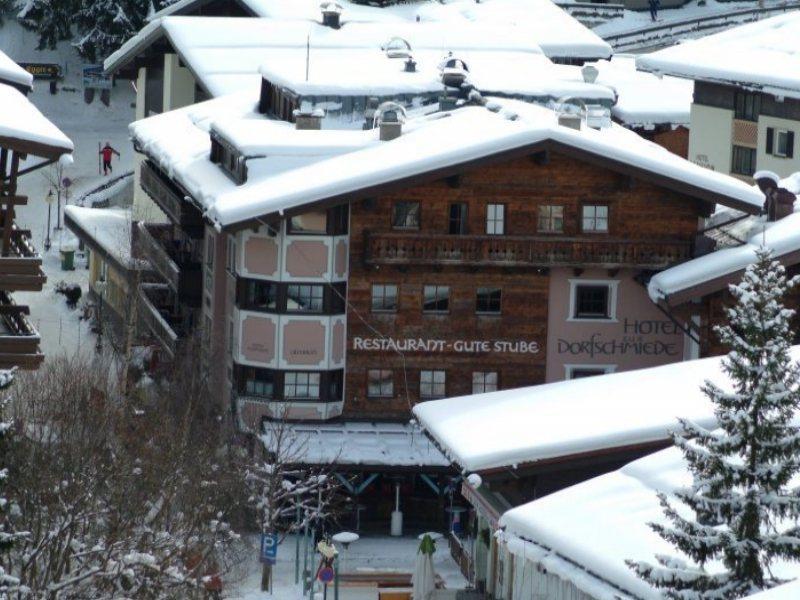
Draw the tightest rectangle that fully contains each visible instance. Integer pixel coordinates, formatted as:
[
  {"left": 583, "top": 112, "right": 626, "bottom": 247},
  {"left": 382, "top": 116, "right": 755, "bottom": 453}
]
[{"left": 260, "top": 533, "right": 278, "bottom": 564}]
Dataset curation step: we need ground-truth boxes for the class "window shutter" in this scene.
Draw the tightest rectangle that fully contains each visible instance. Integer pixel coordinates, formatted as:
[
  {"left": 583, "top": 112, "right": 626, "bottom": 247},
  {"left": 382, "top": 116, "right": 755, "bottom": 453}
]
[
  {"left": 787, "top": 131, "right": 795, "bottom": 159},
  {"left": 766, "top": 127, "right": 774, "bottom": 154}
]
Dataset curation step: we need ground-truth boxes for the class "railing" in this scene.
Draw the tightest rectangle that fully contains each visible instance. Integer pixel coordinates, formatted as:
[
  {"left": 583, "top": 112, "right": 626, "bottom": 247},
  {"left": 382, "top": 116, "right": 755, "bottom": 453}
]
[
  {"left": 364, "top": 232, "right": 691, "bottom": 269},
  {"left": 140, "top": 161, "right": 204, "bottom": 235},
  {"left": 138, "top": 283, "right": 182, "bottom": 358},
  {"left": 137, "top": 222, "right": 202, "bottom": 305},
  {"left": 0, "top": 291, "right": 42, "bottom": 369},
  {"left": 603, "top": 1, "right": 800, "bottom": 51},
  {"left": 448, "top": 533, "right": 475, "bottom": 585},
  {"left": 0, "top": 225, "right": 46, "bottom": 292},
  {"left": 557, "top": 1, "right": 624, "bottom": 25}
]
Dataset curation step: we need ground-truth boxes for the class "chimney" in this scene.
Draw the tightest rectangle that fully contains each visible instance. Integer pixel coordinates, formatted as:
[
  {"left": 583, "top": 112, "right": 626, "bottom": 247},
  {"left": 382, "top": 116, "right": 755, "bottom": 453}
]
[
  {"left": 293, "top": 107, "right": 324, "bottom": 130},
  {"left": 558, "top": 113, "right": 582, "bottom": 130},
  {"left": 581, "top": 64, "right": 599, "bottom": 83},
  {"left": 378, "top": 107, "right": 403, "bottom": 141},
  {"left": 321, "top": 2, "right": 342, "bottom": 28},
  {"left": 404, "top": 56, "right": 417, "bottom": 72},
  {"left": 585, "top": 105, "right": 611, "bottom": 129},
  {"left": 756, "top": 171, "right": 796, "bottom": 221}
]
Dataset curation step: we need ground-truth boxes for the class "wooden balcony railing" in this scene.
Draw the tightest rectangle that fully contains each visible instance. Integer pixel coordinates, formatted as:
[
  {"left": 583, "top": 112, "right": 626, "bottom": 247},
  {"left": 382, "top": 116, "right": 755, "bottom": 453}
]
[
  {"left": 364, "top": 232, "right": 692, "bottom": 269},
  {"left": 138, "top": 283, "right": 182, "bottom": 358},
  {"left": 140, "top": 161, "right": 204, "bottom": 237},
  {"left": 137, "top": 222, "right": 202, "bottom": 306},
  {"left": 0, "top": 225, "right": 46, "bottom": 292},
  {"left": 0, "top": 291, "right": 42, "bottom": 369}
]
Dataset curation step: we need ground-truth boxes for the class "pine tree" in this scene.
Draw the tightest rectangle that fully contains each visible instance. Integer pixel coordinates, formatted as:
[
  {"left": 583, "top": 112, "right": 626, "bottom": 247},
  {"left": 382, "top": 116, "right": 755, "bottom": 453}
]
[
  {"left": 17, "top": 0, "right": 79, "bottom": 51},
  {"left": 628, "top": 247, "right": 800, "bottom": 599},
  {"left": 0, "top": 0, "right": 18, "bottom": 26},
  {"left": 0, "top": 369, "right": 20, "bottom": 595},
  {"left": 73, "top": 0, "right": 151, "bottom": 63}
]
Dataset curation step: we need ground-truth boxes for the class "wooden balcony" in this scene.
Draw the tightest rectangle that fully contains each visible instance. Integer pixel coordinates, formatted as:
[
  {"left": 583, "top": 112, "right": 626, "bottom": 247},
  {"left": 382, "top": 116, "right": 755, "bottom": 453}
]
[
  {"left": 137, "top": 222, "right": 202, "bottom": 307},
  {"left": 0, "top": 291, "right": 42, "bottom": 369},
  {"left": 138, "top": 283, "right": 184, "bottom": 359},
  {"left": 0, "top": 221, "right": 46, "bottom": 292},
  {"left": 363, "top": 232, "right": 692, "bottom": 270},
  {"left": 139, "top": 161, "right": 204, "bottom": 237}
]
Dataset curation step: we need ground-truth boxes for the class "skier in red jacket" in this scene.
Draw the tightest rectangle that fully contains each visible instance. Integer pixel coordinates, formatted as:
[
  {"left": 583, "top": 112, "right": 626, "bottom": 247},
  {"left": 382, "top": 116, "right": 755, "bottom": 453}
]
[{"left": 99, "top": 142, "right": 120, "bottom": 175}]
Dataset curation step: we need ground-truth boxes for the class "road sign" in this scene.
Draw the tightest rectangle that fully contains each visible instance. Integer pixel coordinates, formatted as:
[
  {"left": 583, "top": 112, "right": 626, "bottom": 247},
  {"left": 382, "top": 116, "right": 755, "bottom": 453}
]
[
  {"left": 260, "top": 533, "right": 278, "bottom": 565},
  {"left": 82, "top": 64, "right": 113, "bottom": 90},
  {"left": 318, "top": 566, "right": 334, "bottom": 584}
]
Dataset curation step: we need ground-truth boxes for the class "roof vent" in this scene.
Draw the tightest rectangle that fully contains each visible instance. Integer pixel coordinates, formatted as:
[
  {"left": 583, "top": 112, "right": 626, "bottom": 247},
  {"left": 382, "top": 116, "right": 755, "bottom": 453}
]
[
  {"left": 440, "top": 54, "right": 469, "bottom": 89},
  {"left": 558, "top": 113, "right": 582, "bottom": 130},
  {"left": 755, "top": 170, "right": 796, "bottom": 221},
  {"left": 581, "top": 64, "right": 599, "bottom": 84},
  {"left": 320, "top": 1, "right": 342, "bottom": 28},
  {"left": 375, "top": 102, "right": 406, "bottom": 141},
  {"left": 404, "top": 56, "right": 417, "bottom": 73},
  {"left": 293, "top": 106, "right": 324, "bottom": 130},
  {"left": 384, "top": 37, "right": 412, "bottom": 59}
]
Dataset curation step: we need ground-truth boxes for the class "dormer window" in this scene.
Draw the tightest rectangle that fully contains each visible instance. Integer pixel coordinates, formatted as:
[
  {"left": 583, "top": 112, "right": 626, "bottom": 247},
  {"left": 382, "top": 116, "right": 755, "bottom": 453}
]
[{"left": 210, "top": 134, "right": 247, "bottom": 184}]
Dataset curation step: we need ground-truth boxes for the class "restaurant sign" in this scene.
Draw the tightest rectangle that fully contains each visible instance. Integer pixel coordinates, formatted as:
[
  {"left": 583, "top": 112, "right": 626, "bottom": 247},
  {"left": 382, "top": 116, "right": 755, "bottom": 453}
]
[
  {"left": 352, "top": 337, "right": 540, "bottom": 354},
  {"left": 18, "top": 63, "right": 61, "bottom": 80}
]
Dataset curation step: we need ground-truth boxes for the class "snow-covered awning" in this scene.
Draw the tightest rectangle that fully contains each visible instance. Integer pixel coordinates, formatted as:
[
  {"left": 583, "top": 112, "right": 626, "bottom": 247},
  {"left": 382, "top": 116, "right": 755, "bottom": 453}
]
[
  {"left": 0, "top": 84, "right": 73, "bottom": 159},
  {"left": 413, "top": 354, "right": 737, "bottom": 473},
  {"left": 130, "top": 95, "right": 764, "bottom": 229},
  {"left": 0, "top": 50, "right": 33, "bottom": 92},
  {"left": 259, "top": 421, "right": 451, "bottom": 469},
  {"left": 637, "top": 12, "right": 800, "bottom": 100}
]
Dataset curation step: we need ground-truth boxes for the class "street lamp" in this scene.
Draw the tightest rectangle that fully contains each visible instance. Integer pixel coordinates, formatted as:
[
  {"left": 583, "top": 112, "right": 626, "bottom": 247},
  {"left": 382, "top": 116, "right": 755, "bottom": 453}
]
[
  {"left": 44, "top": 189, "right": 53, "bottom": 251},
  {"left": 95, "top": 278, "right": 107, "bottom": 352}
]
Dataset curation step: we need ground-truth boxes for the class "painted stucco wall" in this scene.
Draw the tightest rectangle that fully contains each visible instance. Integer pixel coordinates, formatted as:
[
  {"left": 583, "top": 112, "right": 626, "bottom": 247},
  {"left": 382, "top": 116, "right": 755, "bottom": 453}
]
[
  {"left": 757, "top": 115, "right": 800, "bottom": 177},
  {"left": 162, "top": 53, "right": 195, "bottom": 112},
  {"left": 545, "top": 268, "right": 687, "bottom": 381},
  {"left": 687, "top": 103, "right": 733, "bottom": 174}
]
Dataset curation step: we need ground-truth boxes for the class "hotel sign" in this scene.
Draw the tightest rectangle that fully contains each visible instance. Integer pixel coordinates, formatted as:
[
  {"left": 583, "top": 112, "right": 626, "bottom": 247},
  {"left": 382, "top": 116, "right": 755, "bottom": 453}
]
[{"left": 352, "top": 337, "right": 540, "bottom": 354}]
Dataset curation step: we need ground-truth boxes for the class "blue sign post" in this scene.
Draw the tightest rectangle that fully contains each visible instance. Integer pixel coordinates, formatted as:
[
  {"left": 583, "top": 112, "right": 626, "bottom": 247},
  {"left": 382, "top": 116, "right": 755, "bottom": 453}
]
[{"left": 261, "top": 533, "right": 278, "bottom": 565}]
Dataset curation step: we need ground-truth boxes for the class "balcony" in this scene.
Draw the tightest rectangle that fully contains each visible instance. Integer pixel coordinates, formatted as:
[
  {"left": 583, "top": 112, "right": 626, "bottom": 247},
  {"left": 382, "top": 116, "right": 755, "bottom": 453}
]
[
  {"left": 137, "top": 222, "right": 202, "bottom": 306},
  {"left": 140, "top": 161, "right": 204, "bottom": 237},
  {"left": 0, "top": 291, "right": 42, "bottom": 369},
  {"left": 138, "top": 283, "right": 187, "bottom": 358},
  {"left": 0, "top": 225, "right": 46, "bottom": 292},
  {"left": 364, "top": 232, "right": 692, "bottom": 270}
]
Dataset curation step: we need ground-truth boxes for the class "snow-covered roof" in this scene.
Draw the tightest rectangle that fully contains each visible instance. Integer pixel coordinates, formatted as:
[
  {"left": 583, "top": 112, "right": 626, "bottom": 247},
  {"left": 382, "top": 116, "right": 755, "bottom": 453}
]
[
  {"left": 499, "top": 366, "right": 800, "bottom": 600},
  {"left": 259, "top": 421, "right": 451, "bottom": 468},
  {"left": 145, "top": 0, "right": 611, "bottom": 61},
  {"left": 744, "top": 580, "right": 800, "bottom": 599},
  {"left": 259, "top": 48, "right": 616, "bottom": 106},
  {"left": 576, "top": 55, "right": 693, "bottom": 128},
  {"left": 636, "top": 12, "right": 800, "bottom": 100},
  {"left": 0, "top": 50, "right": 33, "bottom": 91},
  {"left": 63, "top": 206, "right": 136, "bottom": 269},
  {"left": 130, "top": 93, "right": 764, "bottom": 229},
  {"left": 0, "top": 84, "right": 73, "bottom": 158},
  {"left": 648, "top": 172, "right": 800, "bottom": 303},
  {"left": 413, "top": 355, "right": 726, "bottom": 473}
]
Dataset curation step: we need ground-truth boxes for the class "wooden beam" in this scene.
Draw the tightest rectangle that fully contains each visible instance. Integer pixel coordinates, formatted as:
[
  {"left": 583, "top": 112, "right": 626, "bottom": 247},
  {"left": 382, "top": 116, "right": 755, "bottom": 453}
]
[{"left": 0, "top": 304, "right": 30, "bottom": 316}]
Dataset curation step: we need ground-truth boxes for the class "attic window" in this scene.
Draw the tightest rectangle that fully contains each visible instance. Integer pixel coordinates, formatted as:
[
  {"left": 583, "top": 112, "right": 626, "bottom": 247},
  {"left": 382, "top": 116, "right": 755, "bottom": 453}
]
[{"left": 210, "top": 135, "right": 247, "bottom": 184}]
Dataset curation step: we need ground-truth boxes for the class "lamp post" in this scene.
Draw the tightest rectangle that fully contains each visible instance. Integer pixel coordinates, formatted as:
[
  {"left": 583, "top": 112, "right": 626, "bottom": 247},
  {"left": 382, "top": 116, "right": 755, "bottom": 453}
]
[
  {"left": 44, "top": 189, "right": 53, "bottom": 251},
  {"left": 95, "top": 278, "right": 107, "bottom": 352}
]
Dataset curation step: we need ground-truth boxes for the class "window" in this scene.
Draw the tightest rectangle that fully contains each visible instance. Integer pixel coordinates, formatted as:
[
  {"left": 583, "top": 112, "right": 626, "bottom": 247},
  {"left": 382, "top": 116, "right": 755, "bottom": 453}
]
[
  {"left": 423, "top": 285, "right": 449, "bottom": 313},
  {"left": 486, "top": 203, "right": 505, "bottom": 235},
  {"left": 371, "top": 284, "right": 398, "bottom": 312},
  {"left": 392, "top": 201, "right": 420, "bottom": 230},
  {"left": 284, "top": 372, "right": 321, "bottom": 399},
  {"left": 582, "top": 205, "right": 608, "bottom": 232},
  {"left": 368, "top": 369, "right": 394, "bottom": 398},
  {"left": 449, "top": 203, "right": 468, "bottom": 235},
  {"left": 572, "top": 284, "right": 611, "bottom": 319},
  {"left": 734, "top": 91, "right": 761, "bottom": 122},
  {"left": 240, "top": 280, "right": 278, "bottom": 311},
  {"left": 472, "top": 371, "right": 498, "bottom": 394},
  {"left": 731, "top": 145, "right": 757, "bottom": 176},
  {"left": 420, "top": 370, "right": 446, "bottom": 399},
  {"left": 204, "top": 234, "right": 215, "bottom": 291},
  {"left": 210, "top": 136, "right": 246, "bottom": 183},
  {"left": 226, "top": 236, "right": 237, "bottom": 273},
  {"left": 476, "top": 287, "right": 501, "bottom": 314},
  {"left": 538, "top": 205, "right": 564, "bottom": 233},
  {"left": 288, "top": 210, "right": 327, "bottom": 235},
  {"left": 565, "top": 365, "right": 615, "bottom": 379},
  {"left": 767, "top": 127, "right": 795, "bottom": 159},
  {"left": 242, "top": 367, "right": 275, "bottom": 397},
  {"left": 287, "top": 284, "right": 324, "bottom": 312},
  {"left": 328, "top": 205, "right": 349, "bottom": 235}
]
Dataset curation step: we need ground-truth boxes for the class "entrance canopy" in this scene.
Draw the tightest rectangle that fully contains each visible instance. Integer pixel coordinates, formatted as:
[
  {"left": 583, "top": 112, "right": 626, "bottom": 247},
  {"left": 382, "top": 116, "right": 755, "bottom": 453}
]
[{"left": 259, "top": 421, "right": 451, "bottom": 469}]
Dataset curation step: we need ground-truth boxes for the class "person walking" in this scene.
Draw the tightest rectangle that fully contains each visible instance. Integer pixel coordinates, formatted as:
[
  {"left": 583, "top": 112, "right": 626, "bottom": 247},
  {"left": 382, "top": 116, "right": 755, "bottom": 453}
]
[
  {"left": 648, "top": 0, "right": 660, "bottom": 21},
  {"left": 99, "top": 142, "right": 120, "bottom": 175}
]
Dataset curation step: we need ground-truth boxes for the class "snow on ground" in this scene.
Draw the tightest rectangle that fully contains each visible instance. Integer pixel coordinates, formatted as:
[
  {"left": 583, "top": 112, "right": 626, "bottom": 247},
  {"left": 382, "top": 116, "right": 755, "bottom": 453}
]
[
  {"left": 0, "top": 20, "right": 136, "bottom": 358},
  {"left": 228, "top": 534, "right": 468, "bottom": 600}
]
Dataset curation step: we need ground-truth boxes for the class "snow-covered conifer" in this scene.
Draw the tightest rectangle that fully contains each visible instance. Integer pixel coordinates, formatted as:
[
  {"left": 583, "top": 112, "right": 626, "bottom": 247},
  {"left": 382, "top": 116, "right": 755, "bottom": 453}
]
[
  {"left": 628, "top": 247, "right": 800, "bottom": 598},
  {"left": 0, "top": 369, "right": 19, "bottom": 595}
]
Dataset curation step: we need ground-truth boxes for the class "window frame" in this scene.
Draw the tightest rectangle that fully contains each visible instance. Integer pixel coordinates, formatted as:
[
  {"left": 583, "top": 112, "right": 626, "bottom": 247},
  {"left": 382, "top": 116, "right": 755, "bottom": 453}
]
[
  {"left": 472, "top": 371, "right": 499, "bottom": 394},
  {"left": 476, "top": 287, "right": 502, "bottom": 315},
  {"left": 581, "top": 204, "right": 609, "bottom": 233},
  {"left": 568, "top": 279, "right": 619, "bottom": 322},
  {"left": 283, "top": 371, "right": 321, "bottom": 399},
  {"left": 486, "top": 203, "right": 505, "bottom": 236},
  {"left": 286, "top": 283, "right": 325, "bottom": 314},
  {"left": 734, "top": 91, "right": 761, "bottom": 122},
  {"left": 371, "top": 283, "right": 399, "bottom": 313},
  {"left": 420, "top": 369, "right": 446, "bottom": 400},
  {"left": 367, "top": 369, "right": 394, "bottom": 398},
  {"left": 448, "top": 202, "right": 468, "bottom": 235},
  {"left": 565, "top": 364, "right": 616, "bottom": 380},
  {"left": 537, "top": 205, "right": 565, "bottom": 234},
  {"left": 731, "top": 145, "right": 757, "bottom": 176},
  {"left": 391, "top": 201, "right": 421, "bottom": 230},
  {"left": 422, "top": 285, "right": 450, "bottom": 314}
]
